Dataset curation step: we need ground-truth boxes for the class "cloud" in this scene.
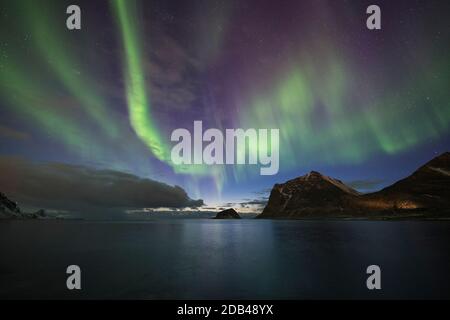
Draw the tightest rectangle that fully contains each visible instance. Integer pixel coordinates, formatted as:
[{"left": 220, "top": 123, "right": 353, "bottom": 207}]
[
  {"left": 221, "top": 199, "right": 268, "bottom": 214},
  {"left": 146, "top": 34, "right": 201, "bottom": 111},
  {"left": 239, "top": 199, "right": 268, "bottom": 206},
  {"left": 0, "top": 156, "right": 203, "bottom": 213},
  {"left": 0, "top": 125, "right": 30, "bottom": 141},
  {"left": 238, "top": 189, "right": 270, "bottom": 207},
  {"left": 345, "top": 179, "right": 385, "bottom": 191},
  {"left": 217, "top": 189, "right": 271, "bottom": 214}
]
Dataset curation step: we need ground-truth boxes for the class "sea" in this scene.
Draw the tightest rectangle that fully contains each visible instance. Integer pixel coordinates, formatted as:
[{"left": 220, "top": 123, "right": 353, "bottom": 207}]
[{"left": 1, "top": 219, "right": 450, "bottom": 299}]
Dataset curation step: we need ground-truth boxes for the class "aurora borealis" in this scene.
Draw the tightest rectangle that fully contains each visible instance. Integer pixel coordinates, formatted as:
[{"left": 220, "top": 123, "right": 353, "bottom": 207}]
[
  {"left": 112, "top": 0, "right": 168, "bottom": 162},
  {"left": 0, "top": 0, "right": 449, "bottom": 212}
]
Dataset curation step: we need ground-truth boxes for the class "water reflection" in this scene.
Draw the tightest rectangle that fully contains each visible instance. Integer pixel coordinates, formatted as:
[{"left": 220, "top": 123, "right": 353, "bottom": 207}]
[{"left": 0, "top": 220, "right": 450, "bottom": 299}]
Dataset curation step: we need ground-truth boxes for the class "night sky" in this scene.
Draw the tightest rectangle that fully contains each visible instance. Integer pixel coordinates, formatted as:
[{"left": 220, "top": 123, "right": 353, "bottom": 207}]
[{"left": 0, "top": 0, "right": 449, "bottom": 215}]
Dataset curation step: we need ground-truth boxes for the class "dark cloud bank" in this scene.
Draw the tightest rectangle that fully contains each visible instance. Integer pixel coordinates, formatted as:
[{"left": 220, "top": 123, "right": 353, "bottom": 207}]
[
  {"left": 345, "top": 179, "right": 385, "bottom": 192},
  {"left": 0, "top": 156, "right": 203, "bottom": 215}
]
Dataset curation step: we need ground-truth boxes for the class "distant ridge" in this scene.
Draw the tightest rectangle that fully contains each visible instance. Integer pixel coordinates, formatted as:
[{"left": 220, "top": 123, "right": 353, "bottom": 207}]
[{"left": 258, "top": 152, "right": 450, "bottom": 219}]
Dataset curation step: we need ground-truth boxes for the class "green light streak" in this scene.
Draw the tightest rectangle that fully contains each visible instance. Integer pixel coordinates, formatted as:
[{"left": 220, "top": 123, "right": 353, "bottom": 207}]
[
  {"left": 237, "top": 50, "right": 450, "bottom": 171},
  {"left": 19, "top": 1, "right": 119, "bottom": 139},
  {"left": 111, "top": 0, "right": 168, "bottom": 162},
  {"left": 0, "top": 60, "right": 95, "bottom": 154}
]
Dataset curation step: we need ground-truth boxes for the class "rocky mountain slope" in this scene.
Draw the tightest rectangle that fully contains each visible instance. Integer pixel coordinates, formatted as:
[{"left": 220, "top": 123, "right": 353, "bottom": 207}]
[
  {"left": 0, "top": 192, "right": 23, "bottom": 218},
  {"left": 0, "top": 192, "right": 47, "bottom": 219}
]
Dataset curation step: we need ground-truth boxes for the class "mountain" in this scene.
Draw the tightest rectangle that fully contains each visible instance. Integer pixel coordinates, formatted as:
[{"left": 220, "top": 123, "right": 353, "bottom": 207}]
[
  {"left": 213, "top": 208, "right": 241, "bottom": 219},
  {"left": 0, "top": 192, "right": 48, "bottom": 219},
  {"left": 0, "top": 192, "right": 23, "bottom": 219},
  {"left": 365, "top": 152, "right": 450, "bottom": 210},
  {"left": 258, "top": 171, "right": 363, "bottom": 218},
  {"left": 258, "top": 152, "right": 450, "bottom": 219}
]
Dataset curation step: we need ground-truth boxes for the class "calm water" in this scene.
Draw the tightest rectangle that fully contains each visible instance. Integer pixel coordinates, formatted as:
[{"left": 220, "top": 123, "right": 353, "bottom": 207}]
[{"left": 1, "top": 219, "right": 450, "bottom": 299}]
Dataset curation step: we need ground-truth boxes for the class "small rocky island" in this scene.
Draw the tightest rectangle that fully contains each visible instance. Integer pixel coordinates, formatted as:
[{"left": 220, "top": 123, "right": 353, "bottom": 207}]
[{"left": 213, "top": 208, "right": 241, "bottom": 219}]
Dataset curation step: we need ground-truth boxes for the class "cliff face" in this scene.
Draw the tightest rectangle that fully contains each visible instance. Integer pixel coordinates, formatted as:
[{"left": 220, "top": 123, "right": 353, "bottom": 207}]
[
  {"left": 258, "top": 152, "right": 450, "bottom": 219},
  {"left": 0, "top": 192, "right": 23, "bottom": 219},
  {"left": 0, "top": 192, "right": 47, "bottom": 219}
]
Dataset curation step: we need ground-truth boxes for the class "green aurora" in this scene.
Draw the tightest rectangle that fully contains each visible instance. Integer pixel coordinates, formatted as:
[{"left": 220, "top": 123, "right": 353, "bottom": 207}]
[{"left": 0, "top": 0, "right": 449, "bottom": 203}]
